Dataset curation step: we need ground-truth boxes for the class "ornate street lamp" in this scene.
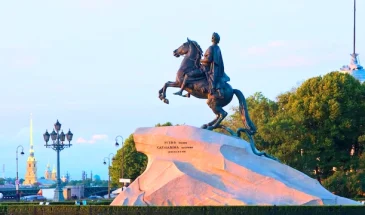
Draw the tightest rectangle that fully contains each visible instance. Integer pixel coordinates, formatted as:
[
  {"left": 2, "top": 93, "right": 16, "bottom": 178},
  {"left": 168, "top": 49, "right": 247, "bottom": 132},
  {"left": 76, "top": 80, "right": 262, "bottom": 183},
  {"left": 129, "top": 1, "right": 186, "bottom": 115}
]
[
  {"left": 115, "top": 135, "right": 124, "bottom": 181},
  {"left": 103, "top": 153, "right": 115, "bottom": 199},
  {"left": 15, "top": 145, "right": 24, "bottom": 201},
  {"left": 115, "top": 135, "right": 123, "bottom": 147},
  {"left": 43, "top": 120, "right": 73, "bottom": 202}
]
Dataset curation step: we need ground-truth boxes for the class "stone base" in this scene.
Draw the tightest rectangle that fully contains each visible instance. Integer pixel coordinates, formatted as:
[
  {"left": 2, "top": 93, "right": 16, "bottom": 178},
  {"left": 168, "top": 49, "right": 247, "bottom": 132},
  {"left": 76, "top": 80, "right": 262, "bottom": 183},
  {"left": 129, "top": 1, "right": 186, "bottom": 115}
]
[{"left": 111, "top": 125, "right": 361, "bottom": 206}]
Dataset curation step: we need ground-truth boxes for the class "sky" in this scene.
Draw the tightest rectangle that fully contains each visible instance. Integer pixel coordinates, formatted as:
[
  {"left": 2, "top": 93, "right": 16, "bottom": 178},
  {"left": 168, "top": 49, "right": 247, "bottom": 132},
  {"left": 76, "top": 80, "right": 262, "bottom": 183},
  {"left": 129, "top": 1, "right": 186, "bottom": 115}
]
[{"left": 0, "top": 0, "right": 364, "bottom": 181}]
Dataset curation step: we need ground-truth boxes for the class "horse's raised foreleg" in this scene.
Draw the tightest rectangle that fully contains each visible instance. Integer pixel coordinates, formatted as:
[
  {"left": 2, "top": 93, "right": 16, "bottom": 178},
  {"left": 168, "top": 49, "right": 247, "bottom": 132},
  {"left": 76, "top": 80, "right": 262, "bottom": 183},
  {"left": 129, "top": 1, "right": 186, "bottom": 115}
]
[
  {"left": 158, "top": 81, "right": 180, "bottom": 104},
  {"left": 161, "top": 81, "right": 180, "bottom": 98}
]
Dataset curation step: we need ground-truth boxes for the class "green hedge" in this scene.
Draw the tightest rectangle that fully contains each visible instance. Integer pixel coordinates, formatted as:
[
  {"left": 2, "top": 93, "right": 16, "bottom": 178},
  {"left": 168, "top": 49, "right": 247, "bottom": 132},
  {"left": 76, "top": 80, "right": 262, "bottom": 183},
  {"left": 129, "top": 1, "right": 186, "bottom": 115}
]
[
  {"left": 0, "top": 206, "right": 6, "bottom": 215},
  {"left": 48, "top": 200, "right": 112, "bottom": 205},
  {"left": 1, "top": 206, "right": 364, "bottom": 215},
  {"left": 0, "top": 202, "right": 39, "bottom": 206},
  {"left": 0, "top": 200, "right": 112, "bottom": 206}
]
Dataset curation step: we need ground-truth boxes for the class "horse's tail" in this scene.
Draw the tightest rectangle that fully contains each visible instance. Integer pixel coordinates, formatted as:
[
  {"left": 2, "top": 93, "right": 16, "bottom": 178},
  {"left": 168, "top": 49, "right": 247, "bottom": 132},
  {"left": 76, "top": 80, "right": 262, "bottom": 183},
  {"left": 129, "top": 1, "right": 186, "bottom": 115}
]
[{"left": 233, "top": 89, "right": 257, "bottom": 135}]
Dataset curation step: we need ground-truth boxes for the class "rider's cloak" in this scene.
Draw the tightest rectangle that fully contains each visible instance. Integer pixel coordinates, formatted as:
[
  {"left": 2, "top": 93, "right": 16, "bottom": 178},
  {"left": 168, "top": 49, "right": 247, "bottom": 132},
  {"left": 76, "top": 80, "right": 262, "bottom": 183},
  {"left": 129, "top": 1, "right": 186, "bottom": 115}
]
[{"left": 204, "top": 44, "right": 230, "bottom": 88}]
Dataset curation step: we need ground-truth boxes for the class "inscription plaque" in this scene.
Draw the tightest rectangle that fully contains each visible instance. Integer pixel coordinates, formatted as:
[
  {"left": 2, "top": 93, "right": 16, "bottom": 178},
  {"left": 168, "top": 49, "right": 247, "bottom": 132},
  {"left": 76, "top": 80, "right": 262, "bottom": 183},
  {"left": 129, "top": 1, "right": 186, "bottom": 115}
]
[{"left": 156, "top": 140, "right": 194, "bottom": 153}]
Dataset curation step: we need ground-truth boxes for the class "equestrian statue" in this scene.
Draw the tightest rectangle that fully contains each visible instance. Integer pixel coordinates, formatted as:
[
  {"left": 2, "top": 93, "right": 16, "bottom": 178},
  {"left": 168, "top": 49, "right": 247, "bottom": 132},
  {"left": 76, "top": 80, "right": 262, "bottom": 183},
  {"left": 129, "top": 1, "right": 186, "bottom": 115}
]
[{"left": 158, "top": 32, "right": 277, "bottom": 161}]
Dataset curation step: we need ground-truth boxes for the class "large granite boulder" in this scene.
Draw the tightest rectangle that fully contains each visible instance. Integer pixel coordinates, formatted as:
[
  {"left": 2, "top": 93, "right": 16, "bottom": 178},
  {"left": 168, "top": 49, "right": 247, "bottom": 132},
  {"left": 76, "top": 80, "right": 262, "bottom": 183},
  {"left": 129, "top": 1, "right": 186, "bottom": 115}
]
[{"left": 111, "top": 125, "right": 361, "bottom": 206}]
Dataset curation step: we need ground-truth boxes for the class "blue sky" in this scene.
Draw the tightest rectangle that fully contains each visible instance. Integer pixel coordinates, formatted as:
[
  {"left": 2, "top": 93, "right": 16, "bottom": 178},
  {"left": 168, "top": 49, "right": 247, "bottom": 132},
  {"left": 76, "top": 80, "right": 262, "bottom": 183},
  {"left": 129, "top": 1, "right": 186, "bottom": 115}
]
[{"left": 0, "top": 0, "right": 364, "bottom": 180}]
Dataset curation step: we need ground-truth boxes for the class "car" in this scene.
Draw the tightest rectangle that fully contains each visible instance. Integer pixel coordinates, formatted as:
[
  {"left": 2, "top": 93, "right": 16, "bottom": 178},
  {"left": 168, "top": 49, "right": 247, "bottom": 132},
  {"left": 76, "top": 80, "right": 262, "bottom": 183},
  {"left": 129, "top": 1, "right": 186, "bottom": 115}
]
[
  {"left": 21, "top": 195, "right": 47, "bottom": 202},
  {"left": 103, "top": 193, "right": 118, "bottom": 199},
  {"left": 88, "top": 195, "right": 103, "bottom": 201}
]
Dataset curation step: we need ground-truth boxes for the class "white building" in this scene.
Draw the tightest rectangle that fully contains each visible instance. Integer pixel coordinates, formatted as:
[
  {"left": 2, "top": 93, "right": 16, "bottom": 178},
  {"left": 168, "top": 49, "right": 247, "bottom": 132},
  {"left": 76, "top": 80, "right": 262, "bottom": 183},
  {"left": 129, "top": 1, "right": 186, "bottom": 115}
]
[{"left": 339, "top": 0, "right": 365, "bottom": 82}]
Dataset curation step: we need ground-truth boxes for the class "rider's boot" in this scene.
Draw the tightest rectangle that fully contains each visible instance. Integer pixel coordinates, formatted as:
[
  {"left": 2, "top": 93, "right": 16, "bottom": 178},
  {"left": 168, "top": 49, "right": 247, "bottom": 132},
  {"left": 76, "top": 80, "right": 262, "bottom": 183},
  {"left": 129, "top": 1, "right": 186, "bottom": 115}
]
[
  {"left": 173, "top": 90, "right": 183, "bottom": 96},
  {"left": 182, "top": 93, "right": 190, "bottom": 98},
  {"left": 173, "top": 75, "right": 187, "bottom": 96}
]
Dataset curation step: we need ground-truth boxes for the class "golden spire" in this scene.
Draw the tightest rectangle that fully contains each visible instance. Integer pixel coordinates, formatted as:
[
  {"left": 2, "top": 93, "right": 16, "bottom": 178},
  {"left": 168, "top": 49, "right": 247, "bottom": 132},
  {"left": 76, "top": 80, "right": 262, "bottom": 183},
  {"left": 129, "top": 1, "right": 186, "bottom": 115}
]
[{"left": 29, "top": 113, "right": 34, "bottom": 156}]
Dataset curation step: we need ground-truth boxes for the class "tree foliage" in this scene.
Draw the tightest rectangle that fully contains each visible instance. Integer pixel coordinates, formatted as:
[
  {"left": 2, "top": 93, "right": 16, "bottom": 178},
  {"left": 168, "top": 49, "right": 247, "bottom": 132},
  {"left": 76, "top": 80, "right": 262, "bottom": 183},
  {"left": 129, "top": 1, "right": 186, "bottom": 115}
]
[
  {"left": 223, "top": 72, "right": 365, "bottom": 196},
  {"left": 110, "top": 134, "right": 148, "bottom": 187}
]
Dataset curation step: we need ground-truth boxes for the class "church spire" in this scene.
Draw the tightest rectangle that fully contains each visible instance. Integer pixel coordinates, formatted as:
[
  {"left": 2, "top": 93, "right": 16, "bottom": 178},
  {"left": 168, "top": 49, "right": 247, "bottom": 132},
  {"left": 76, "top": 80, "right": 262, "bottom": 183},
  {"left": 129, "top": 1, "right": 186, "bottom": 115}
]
[
  {"left": 29, "top": 113, "right": 34, "bottom": 156},
  {"left": 353, "top": 0, "right": 356, "bottom": 55},
  {"left": 23, "top": 113, "right": 38, "bottom": 185}
]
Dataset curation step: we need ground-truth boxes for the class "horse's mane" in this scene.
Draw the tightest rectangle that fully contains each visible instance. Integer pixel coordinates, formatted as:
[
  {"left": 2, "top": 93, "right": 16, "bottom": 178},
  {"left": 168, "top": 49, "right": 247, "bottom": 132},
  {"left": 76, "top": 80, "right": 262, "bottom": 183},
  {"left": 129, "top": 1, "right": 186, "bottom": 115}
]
[
  {"left": 188, "top": 40, "right": 203, "bottom": 69},
  {"left": 190, "top": 40, "right": 203, "bottom": 57}
]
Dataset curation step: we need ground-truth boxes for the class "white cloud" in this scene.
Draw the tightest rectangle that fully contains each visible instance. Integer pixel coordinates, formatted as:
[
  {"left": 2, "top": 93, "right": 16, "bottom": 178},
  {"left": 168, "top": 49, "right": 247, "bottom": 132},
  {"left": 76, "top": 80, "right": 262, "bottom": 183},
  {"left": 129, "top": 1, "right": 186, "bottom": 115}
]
[{"left": 76, "top": 134, "right": 108, "bottom": 144}]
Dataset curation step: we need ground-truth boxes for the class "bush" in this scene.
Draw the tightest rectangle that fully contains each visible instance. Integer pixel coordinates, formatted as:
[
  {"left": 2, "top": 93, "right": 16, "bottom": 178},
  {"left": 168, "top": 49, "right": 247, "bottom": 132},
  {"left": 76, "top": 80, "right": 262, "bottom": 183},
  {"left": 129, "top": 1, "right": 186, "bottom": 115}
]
[
  {"left": 0, "top": 206, "right": 6, "bottom": 215},
  {"left": 323, "top": 171, "right": 365, "bottom": 198}
]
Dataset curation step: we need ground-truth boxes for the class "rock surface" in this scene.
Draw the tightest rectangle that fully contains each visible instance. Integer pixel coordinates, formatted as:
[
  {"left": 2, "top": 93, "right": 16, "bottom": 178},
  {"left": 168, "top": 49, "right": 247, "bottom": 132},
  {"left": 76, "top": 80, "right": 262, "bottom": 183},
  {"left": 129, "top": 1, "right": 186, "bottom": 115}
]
[{"left": 111, "top": 125, "right": 361, "bottom": 206}]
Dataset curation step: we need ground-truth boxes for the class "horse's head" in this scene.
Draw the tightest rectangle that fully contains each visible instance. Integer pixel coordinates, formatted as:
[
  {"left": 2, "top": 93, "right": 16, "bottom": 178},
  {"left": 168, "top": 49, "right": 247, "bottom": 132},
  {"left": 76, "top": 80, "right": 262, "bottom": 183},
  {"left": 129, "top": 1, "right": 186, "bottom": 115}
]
[
  {"left": 173, "top": 38, "right": 191, "bottom": 57},
  {"left": 173, "top": 38, "right": 203, "bottom": 58},
  {"left": 173, "top": 38, "right": 203, "bottom": 71}
]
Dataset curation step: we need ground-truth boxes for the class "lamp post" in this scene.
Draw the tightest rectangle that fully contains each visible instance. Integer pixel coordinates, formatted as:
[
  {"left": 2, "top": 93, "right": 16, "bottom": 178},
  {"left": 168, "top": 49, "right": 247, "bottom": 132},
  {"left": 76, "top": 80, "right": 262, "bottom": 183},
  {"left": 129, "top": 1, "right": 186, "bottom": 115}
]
[
  {"left": 15, "top": 145, "right": 24, "bottom": 201},
  {"left": 103, "top": 153, "right": 115, "bottom": 199},
  {"left": 43, "top": 120, "right": 73, "bottom": 202},
  {"left": 115, "top": 136, "right": 124, "bottom": 183}
]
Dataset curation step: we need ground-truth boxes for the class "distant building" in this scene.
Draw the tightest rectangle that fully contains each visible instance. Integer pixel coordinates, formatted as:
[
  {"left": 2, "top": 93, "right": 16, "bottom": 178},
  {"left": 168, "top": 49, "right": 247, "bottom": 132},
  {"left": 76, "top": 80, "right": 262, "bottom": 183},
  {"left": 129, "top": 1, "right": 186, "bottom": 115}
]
[
  {"left": 23, "top": 114, "right": 38, "bottom": 186},
  {"left": 93, "top": 174, "right": 101, "bottom": 181},
  {"left": 339, "top": 0, "right": 365, "bottom": 82},
  {"left": 340, "top": 54, "right": 365, "bottom": 82},
  {"left": 38, "top": 163, "right": 56, "bottom": 187},
  {"left": 37, "top": 178, "right": 56, "bottom": 187},
  {"left": 51, "top": 165, "right": 57, "bottom": 180},
  {"left": 44, "top": 163, "right": 57, "bottom": 181},
  {"left": 61, "top": 172, "right": 70, "bottom": 183},
  {"left": 44, "top": 163, "right": 51, "bottom": 180},
  {"left": 66, "top": 172, "right": 70, "bottom": 182}
]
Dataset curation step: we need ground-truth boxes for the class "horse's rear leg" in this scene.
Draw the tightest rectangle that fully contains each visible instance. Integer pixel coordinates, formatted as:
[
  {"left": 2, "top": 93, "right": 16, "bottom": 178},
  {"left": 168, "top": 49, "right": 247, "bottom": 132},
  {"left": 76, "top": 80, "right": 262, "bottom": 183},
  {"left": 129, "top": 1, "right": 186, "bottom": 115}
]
[
  {"left": 202, "top": 99, "right": 228, "bottom": 130},
  {"left": 212, "top": 106, "right": 228, "bottom": 128},
  {"left": 201, "top": 114, "right": 219, "bottom": 128}
]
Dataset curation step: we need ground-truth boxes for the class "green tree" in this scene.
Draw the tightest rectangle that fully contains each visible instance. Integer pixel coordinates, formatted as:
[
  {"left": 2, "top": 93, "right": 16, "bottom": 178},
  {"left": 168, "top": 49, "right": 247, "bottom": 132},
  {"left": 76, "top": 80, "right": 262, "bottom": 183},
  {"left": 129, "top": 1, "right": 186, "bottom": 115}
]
[
  {"left": 155, "top": 122, "right": 173, "bottom": 127},
  {"left": 222, "top": 72, "right": 365, "bottom": 187},
  {"left": 322, "top": 171, "right": 349, "bottom": 197},
  {"left": 110, "top": 134, "right": 148, "bottom": 187},
  {"left": 322, "top": 170, "right": 365, "bottom": 198},
  {"left": 221, "top": 92, "right": 279, "bottom": 155},
  {"left": 284, "top": 72, "right": 365, "bottom": 180}
]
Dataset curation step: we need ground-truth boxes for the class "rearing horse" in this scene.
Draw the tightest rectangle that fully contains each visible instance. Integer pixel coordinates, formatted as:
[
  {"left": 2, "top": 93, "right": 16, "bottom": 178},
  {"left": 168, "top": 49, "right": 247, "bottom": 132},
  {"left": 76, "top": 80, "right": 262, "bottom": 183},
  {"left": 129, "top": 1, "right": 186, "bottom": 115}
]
[{"left": 158, "top": 38, "right": 257, "bottom": 134}]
